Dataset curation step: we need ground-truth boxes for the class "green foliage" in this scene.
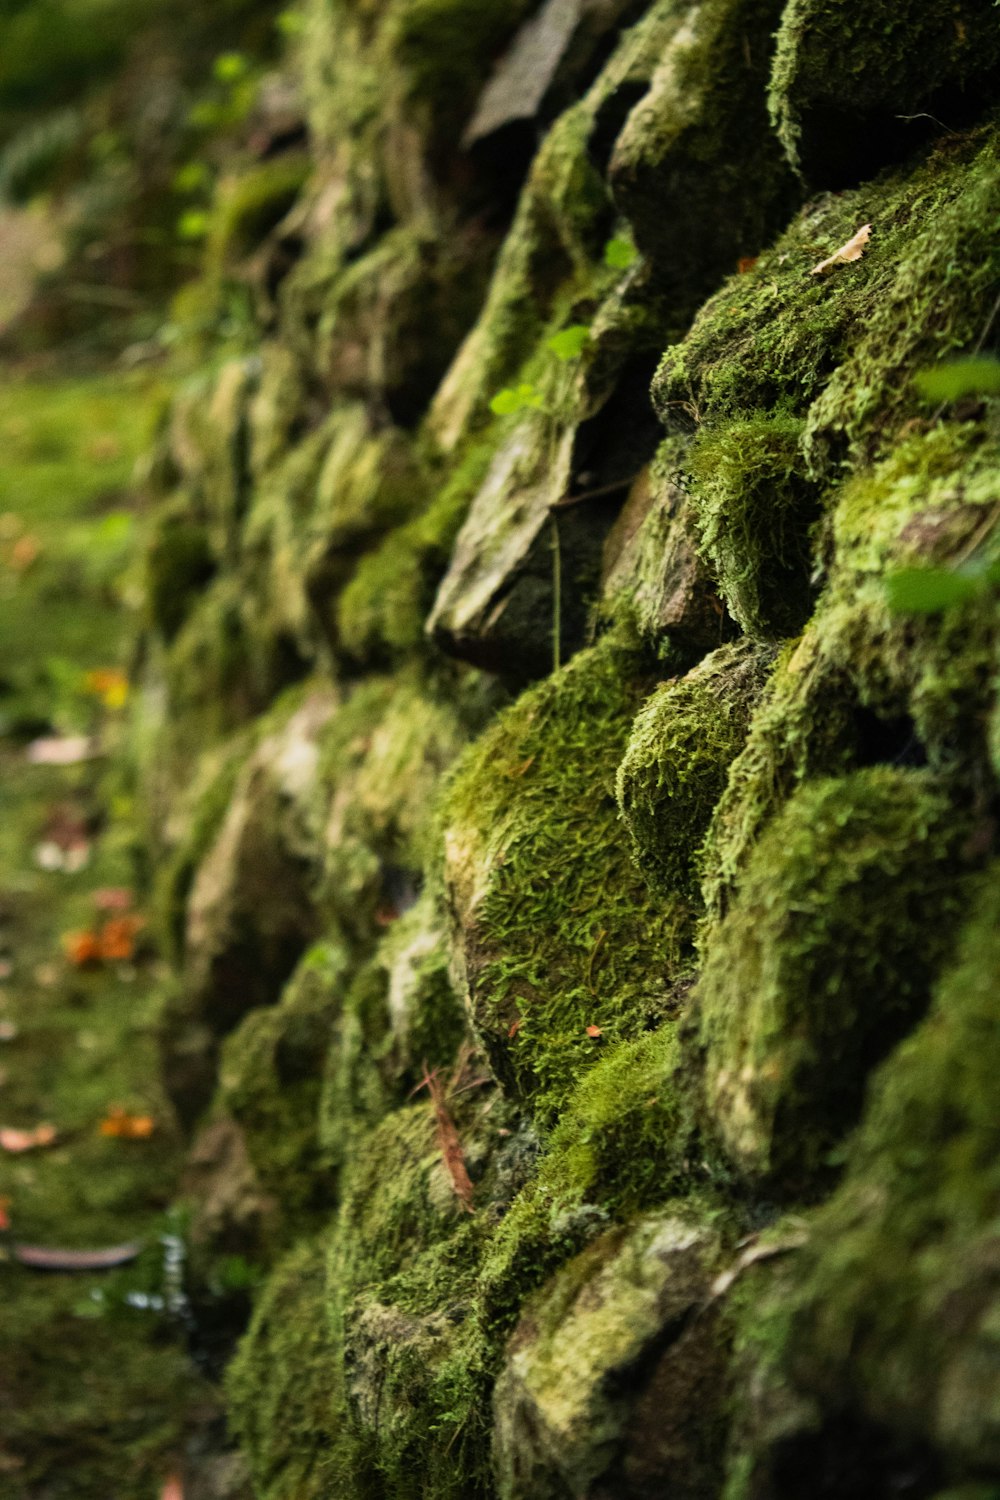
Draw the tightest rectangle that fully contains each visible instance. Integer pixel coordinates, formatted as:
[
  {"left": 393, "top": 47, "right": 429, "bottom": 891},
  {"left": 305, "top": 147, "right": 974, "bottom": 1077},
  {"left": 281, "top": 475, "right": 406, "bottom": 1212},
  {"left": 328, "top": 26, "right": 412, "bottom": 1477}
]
[
  {"left": 603, "top": 234, "right": 637, "bottom": 270},
  {"left": 489, "top": 381, "right": 543, "bottom": 416},
  {"left": 914, "top": 356, "right": 1000, "bottom": 403},
  {"left": 545, "top": 324, "right": 591, "bottom": 361},
  {"left": 884, "top": 563, "right": 999, "bottom": 615}
]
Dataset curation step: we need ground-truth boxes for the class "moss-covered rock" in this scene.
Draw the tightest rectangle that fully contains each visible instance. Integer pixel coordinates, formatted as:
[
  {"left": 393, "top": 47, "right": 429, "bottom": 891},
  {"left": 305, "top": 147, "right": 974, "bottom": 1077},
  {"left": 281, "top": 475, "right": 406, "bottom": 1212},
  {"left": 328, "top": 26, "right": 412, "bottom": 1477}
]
[
  {"left": 609, "top": 0, "right": 797, "bottom": 310},
  {"left": 218, "top": 940, "right": 350, "bottom": 1229},
  {"left": 227, "top": 1240, "right": 352, "bottom": 1500},
  {"left": 616, "top": 640, "right": 776, "bottom": 899},
  {"left": 493, "top": 1211, "right": 727, "bottom": 1500},
  {"left": 727, "top": 866, "right": 1000, "bottom": 1492},
  {"left": 443, "top": 641, "right": 692, "bottom": 1125},
  {"left": 697, "top": 767, "right": 975, "bottom": 1187},
  {"left": 769, "top": 0, "right": 1000, "bottom": 185}
]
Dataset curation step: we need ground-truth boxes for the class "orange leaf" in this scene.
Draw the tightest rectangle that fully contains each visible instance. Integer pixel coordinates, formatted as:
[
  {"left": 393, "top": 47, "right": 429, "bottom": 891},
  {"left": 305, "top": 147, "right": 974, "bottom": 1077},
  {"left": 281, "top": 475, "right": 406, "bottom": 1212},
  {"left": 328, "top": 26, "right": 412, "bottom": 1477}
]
[
  {"left": 810, "top": 223, "right": 872, "bottom": 276},
  {"left": 737, "top": 256, "right": 758, "bottom": 274},
  {"left": 507, "top": 1018, "right": 522, "bottom": 1039},
  {"left": 98, "top": 915, "right": 145, "bottom": 961},
  {"left": 0, "top": 1195, "right": 12, "bottom": 1230},
  {"left": 160, "top": 1476, "right": 184, "bottom": 1500},
  {"left": 585, "top": 1024, "right": 603, "bottom": 1038},
  {"left": 63, "top": 930, "right": 102, "bottom": 967},
  {"left": 100, "top": 1108, "right": 155, "bottom": 1140},
  {"left": 1, "top": 1123, "right": 57, "bottom": 1153}
]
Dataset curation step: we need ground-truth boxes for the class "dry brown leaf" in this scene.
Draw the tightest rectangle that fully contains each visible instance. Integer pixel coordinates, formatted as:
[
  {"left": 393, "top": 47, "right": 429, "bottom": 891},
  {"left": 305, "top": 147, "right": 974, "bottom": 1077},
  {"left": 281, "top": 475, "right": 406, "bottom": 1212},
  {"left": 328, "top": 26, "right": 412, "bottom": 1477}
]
[
  {"left": 421, "top": 1067, "right": 475, "bottom": 1214},
  {"left": 0, "top": 1123, "right": 57, "bottom": 1154},
  {"left": 810, "top": 224, "right": 872, "bottom": 276}
]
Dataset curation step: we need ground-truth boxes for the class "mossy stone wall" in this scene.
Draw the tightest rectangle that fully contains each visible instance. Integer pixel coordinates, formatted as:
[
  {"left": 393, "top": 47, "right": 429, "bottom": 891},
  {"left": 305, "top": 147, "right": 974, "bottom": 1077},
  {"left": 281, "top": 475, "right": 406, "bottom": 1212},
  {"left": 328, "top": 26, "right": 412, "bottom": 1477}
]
[{"left": 138, "top": 0, "right": 1000, "bottom": 1494}]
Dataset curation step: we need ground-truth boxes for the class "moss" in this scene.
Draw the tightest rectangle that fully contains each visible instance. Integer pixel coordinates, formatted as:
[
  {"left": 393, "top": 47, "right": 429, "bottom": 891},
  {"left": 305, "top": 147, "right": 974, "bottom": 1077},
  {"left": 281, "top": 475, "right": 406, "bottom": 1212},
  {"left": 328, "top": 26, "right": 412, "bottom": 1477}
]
[
  {"left": 227, "top": 1240, "right": 359, "bottom": 1500},
  {"left": 731, "top": 866, "right": 1000, "bottom": 1481},
  {"left": 207, "top": 157, "right": 309, "bottom": 270},
  {"left": 653, "top": 123, "right": 1000, "bottom": 476},
  {"left": 318, "top": 894, "right": 470, "bottom": 1174},
  {"left": 616, "top": 641, "right": 776, "bottom": 900},
  {"left": 608, "top": 0, "right": 798, "bottom": 310},
  {"left": 335, "top": 440, "right": 495, "bottom": 666},
  {"left": 219, "top": 940, "right": 351, "bottom": 1231},
  {"left": 697, "top": 767, "right": 976, "bottom": 1187},
  {"left": 443, "top": 641, "right": 694, "bottom": 1126},
  {"left": 686, "top": 414, "right": 817, "bottom": 638},
  {"left": 145, "top": 501, "right": 217, "bottom": 642},
  {"left": 478, "top": 1022, "right": 705, "bottom": 1334},
  {"left": 769, "top": 0, "right": 1000, "bottom": 182}
]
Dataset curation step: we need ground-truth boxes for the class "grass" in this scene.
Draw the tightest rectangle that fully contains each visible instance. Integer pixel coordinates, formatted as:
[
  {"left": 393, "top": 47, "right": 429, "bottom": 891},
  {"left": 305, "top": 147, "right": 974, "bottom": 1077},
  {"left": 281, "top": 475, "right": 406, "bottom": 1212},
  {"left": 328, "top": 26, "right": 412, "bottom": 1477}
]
[{"left": 0, "top": 372, "right": 219, "bottom": 1499}]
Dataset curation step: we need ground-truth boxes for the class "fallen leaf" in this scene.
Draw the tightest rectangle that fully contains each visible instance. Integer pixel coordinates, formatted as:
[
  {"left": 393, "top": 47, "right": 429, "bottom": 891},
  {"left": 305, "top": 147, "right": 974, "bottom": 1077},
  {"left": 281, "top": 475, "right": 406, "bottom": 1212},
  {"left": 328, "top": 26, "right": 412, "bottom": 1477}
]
[
  {"left": 417, "top": 1066, "right": 475, "bottom": 1213},
  {"left": 160, "top": 1475, "right": 184, "bottom": 1500},
  {"left": 83, "top": 668, "right": 129, "bottom": 710},
  {"left": 810, "top": 223, "right": 872, "bottom": 276},
  {"left": 737, "top": 256, "right": 758, "bottom": 274},
  {"left": 507, "top": 1018, "right": 522, "bottom": 1039},
  {"left": 585, "top": 1024, "right": 603, "bottom": 1038},
  {"left": 0, "top": 1124, "right": 57, "bottom": 1154},
  {"left": 13, "top": 1240, "right": 142, "bottom": 1271},
  {"left": 9, "top": 535, "right": 40, "bottom": 572},
  {"left": 0, "top": 1196, "right": 11, "bottom": 1231},
  {"left": 26, "top": 736, "right": 96, "bottom": 766},
  {"left": 100, "top": 1107, "right": 155, "bottom": 1140},
  {"left": 63, "top": 930, "right": 102, "bottom": 967},
  {"left": 93, "top": 887, "right": 133, "bottom": 913},
  {"left": 98, "top": 915, "right": 144, "bottom": 962}
]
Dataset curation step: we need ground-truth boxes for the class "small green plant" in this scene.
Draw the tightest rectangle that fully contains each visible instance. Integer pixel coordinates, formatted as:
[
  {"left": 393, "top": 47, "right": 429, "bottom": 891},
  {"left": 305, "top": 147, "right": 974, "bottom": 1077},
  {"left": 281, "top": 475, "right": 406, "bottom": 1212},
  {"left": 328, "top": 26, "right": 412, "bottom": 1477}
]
[
  {"left": 213, "top": 52, "right": 249, "bottom": 85},
  {"left": 604, "top": 234, "right": 637, "bottom": 271},
  {"left": 546, "top": 324, "right": 591, "bottom": 361},
  {"left": 885, "top": 559, "right": 1000, "bottom": 615},
  {"left": 489, "top": 382, "right": 544, "bottom": 417},
  {"left": 176, "top": 208, "right": 209, "bottom": 242},
  {"left": 914, "top": 356, "right": 1000, "bottom": 403}
]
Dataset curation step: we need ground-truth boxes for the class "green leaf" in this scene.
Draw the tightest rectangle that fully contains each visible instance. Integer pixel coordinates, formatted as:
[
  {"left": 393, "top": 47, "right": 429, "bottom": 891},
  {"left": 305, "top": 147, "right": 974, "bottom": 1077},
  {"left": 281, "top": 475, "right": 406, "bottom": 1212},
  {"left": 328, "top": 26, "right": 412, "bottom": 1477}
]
[
  {"left": 546, "top": 324, "right": 591, "bottom": 361},
  {"left": 604, "top": 235, "right": 637, "bottom": 270},
  {"left": 884, "top": 567, "right": 982, "bottom": 615},
  {"left": 914, "top": 357, "right": 1000, "bottom": 403},
  {"left": 213, "top": 52, "right": 248, "bottom": 85},
  {"left": 176, "top": 209, "right": 210, "bottom": 242},
  {"left": 490, "top": 383, "right": 542, "bottom": 417}
]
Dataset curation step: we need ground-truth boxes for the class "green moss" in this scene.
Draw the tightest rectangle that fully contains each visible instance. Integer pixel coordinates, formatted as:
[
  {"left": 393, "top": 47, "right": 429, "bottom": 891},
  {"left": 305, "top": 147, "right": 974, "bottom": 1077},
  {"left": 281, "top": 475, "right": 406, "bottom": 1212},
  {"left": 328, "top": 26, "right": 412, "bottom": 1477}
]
[
  {"left": 653, "top": 124, "right": 1000, "bottom": 476},
  {"left": 616, "top": 641, "right": 776, "bottom": 900},
  {"left": 732, "top": 866, "right": 1000, "bottom": 1480},
  {"left": 478, "top": 1023, "right": 702, "bottom": 1333},
  {"left": 698, "top": 767, "right": 976, "bottom": 1187},
  {"left": 319, "top": 894, "right": 470, "bottom": 1172},
  {"left": 335, "top": 441, "right": 495, "bottom": 666},
  {"left": 443, "top": 642, "right": 693, "bottom": 1126},
  {"left": 207, "top": 157, "right": 309, "bottom": 269},
  {"left": 686, "top": 414, "right": 816, "bottom": 637},
  {"left": 227, "top": 1240, "right": 359, "bottom": 1500},
  {"left": 145, "top": 501, "right": 217, "bottom": 642},
  {"left": 219, "top": 941, "right": 351, "bottom": 1231},
  {"left": 609, "top": 0, "right": 797, "bottom": 310},
  {"left": 769, "top": 0, "right": 1000, "bottom": 179}
]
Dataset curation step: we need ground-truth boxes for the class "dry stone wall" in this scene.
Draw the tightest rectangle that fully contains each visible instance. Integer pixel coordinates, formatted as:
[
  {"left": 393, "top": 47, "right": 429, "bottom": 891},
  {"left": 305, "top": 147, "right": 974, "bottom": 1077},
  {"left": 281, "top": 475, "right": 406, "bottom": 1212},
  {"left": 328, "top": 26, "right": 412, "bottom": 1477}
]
[{"left": 138, "top": 2, "right": 1000, "bottom": 1495}]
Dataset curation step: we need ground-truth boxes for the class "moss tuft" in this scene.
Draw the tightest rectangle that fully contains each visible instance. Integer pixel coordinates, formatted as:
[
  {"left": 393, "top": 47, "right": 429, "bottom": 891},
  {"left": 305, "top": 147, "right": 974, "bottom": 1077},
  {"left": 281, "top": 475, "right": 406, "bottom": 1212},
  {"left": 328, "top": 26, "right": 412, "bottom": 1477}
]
[
  {"left": 443, "top": 641, "right": 694, "bottom": 1126},
  {"left": 687, "top": 413, "right": 816, "bottom": 638},
  {"left": 698, "top": 767, "right": 976, "bottom": 1186},
  {"left": 616, "top": 640, "right": 776, "bottom": 899}
]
